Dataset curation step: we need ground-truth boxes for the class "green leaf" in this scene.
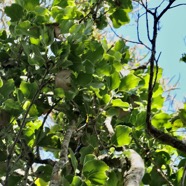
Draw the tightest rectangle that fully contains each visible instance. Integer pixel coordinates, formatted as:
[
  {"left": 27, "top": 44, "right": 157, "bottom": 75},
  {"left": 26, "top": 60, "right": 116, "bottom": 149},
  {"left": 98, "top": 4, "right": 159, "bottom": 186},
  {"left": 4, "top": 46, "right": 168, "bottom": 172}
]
[
  {"left": 152, "top": 112, "right": 171, "bottom": 129},
  {"left": 0, "top": 162, "right": 6, "bottom": 176},
  {"left": 112, "top": 99, "right": 129, "bottom": 109},
  {"left": 5, "top": 4, "right": 24, "bottom": 22},
  {"left": 23, "top": 101, "right": 39, "bottom": 117},
  {"left": 54, "top": 88, "right": 65, "bottom": 98},
  {"left": 173, "top": 119, "right": 183, "bottom": 129},
  {"left": 179, "top": 108, "right": 186, "bottom": 125},
  {"left": 0, "top": 79, "right": 14, "bottom": 98},
  {"left": 96, "top": 60, "right": 112, "bottom": 76},
  {"left": 16, "top": 21, "right": 31, "bottom": 35},
  {"left": 7, "top": 175, "right": 22, "bottom": 186},
  {"left": 80, "top": 146, "right": 94, "bottom": 164},
  {"left": 106, "top": 171, "right": 119, "bottom": 186},
  {"left": 110, "top": 72, "right": 121, "bottom": 90},
  {"left": 69, "top": 148, "right": 78, "bottom": 171},
  {"left": 71, "top": 176, "right": 83, "bottom": 186},
  {"left": 152, "top": 95, "right": 164, "bottom": 110},
  {"left": 0, "top": 78, "right": 3, "bottom": 88},
  {"left": 83, "top": 160, "right": 109, "bottom": 185},
  {"left": 110, "top": 9, "right": 130, "bottom": 28},
  {"left": 19, "top": 81, "right": 38, "bottom": 99},
  {"left": 112, "top": 125, "right": 132, "bottom": 146},
  {"left": 41, "top": 25, "right": 54, "bottom": 46},
  {"left": 119, "top": 73, "right": 140, "bottom": 91},
  {"left": 24, "top": 0, "right": 39, "bottom": 11},
  {"left": 35, "top": 178, "right": 48, "bottom": 186},
  {"left": 76, "top": 73, "right": 92, "bottom": 86},
  {"left": 36, "top": 165, "right": 52, "bottom": 182},
  {"left": 3, "top": 99, "right": 22, "bottom": 116},
  {"left": 83, "top": 154, "right": 96, "bottom": 165}
]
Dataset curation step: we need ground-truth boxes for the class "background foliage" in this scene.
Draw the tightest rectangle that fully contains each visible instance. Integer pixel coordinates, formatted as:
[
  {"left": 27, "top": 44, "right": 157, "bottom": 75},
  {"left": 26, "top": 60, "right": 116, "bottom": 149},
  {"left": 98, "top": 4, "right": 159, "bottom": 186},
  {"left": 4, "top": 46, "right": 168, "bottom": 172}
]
[{"left": 0, "top": 0, "right": 186, "bottom": 185}]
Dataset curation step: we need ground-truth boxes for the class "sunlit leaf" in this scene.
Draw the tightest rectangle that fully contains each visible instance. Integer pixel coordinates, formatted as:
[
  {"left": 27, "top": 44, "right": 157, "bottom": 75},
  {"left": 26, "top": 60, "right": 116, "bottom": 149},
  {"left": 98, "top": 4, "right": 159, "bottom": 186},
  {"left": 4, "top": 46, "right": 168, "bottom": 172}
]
[
  {"left": 83, "top": 159, "right": 109, "bottom": 185},
  {"left": 35, "top": 178, "right": 48, "bottom": 186},
  {"left": 112, "top": 99, "right": 130, "bottom": 109},
  {"left": 110, "top": 9, "right": 130, "bottom": 28},
  {"left": 152, "top": 112, "right": 171, "bottom": 129},
  {"left": 119, "top": 73, "right": 140, "bottom": 91},
  {"left": 110, "top": 72, "right": 121, "bottom": 90},
  {"left": 112, "top": 125, "right": 132, "bottom": 146},
  {"left": 19, "top": 81, "right": 38, "bottom": 99},
  {"left": 71, "top": 176, "right": 83, "bottom": 186},
  {"left": 0, "top": 78, "right": 3, "bottom": 88}
]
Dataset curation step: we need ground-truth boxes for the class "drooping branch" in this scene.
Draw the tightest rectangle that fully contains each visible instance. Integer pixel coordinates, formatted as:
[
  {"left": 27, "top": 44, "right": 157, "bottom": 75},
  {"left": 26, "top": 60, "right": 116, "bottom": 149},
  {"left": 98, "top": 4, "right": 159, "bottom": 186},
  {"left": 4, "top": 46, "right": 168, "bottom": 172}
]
[
  {"left": 141, "top": 0, "right": 186, "bottom": 154},
  {"left": 49, "top": 120, "right": 76, "bottom": 186},
  {"left": 124, "top": 149, "right": 145, "bottom": 186}
]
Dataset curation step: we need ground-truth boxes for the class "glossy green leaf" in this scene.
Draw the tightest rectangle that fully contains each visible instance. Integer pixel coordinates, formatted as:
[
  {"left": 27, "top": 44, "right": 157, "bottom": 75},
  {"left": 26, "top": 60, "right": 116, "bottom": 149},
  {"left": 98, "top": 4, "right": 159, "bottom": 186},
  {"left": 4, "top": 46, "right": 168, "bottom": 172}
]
[
  {"left": 173, "top": 119, "right": 183, "bottom": 129},
  {"left": 96, "top": 60, "right": 112, "bottom": 76},
  {"left": 179, "top": 108, "right": 186, "bottom": 125},
  {"left": 110, "top": 9, "right": 130, "bottom": 28},
  {"left": 5, "top": 4, "right": 24, "bottom": 22},
  {"left": 119, "top": 73, "right": 140, "bottom": 91},
  {"left": 23, "top": 101, "right": 39, "bottom": 117},
  {"left": 112, "top": 99, "right": 130, "bottom": 109},
  {"left": 83, "top": 160, "right": 109, "bottom": 185},
  {"left": 110, "top": 72, "right": 121, "bottom": 90},
  {"left": 0, "top": 78, "right": 3, "bottom": 88},
  {"left": 19, "top": 81, "right": 38, "bottom": 99},
  {"left": 35, "top": 178, "right": 48, "bottom": 186},
  {"left": 83, "top": 154, "right": 96, "bottom": 165},
  {"left": 71, "top": 176, "right": 83, "bottom": 186},
  {"left": 152, "top": 95, "right": 164, "bottom": 109},
  {"left": 112, "top": 125, "right": 132, "bottom": 146},
  {"left": 152, "top": 112, "right": 171, "bottom": 129}
]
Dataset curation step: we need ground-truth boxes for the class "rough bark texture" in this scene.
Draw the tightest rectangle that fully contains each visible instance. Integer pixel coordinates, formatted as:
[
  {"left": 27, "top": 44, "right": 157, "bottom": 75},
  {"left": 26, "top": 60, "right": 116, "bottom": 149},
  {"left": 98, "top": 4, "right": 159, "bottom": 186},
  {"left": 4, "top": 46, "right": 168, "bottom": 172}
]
[
  {"left": 124, "top": 149, "right": 145, "bottom": 186},
  {"left": 49, "top": 121, "right": 76, "bottom": 186}
]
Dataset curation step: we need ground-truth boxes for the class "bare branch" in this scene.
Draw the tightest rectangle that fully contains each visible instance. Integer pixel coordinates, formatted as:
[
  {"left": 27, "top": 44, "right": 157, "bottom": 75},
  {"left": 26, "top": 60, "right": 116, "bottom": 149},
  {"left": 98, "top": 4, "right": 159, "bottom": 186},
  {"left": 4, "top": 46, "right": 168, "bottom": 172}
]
[
  {"left": 170, "top": 3, "right": 186, "bottom": 9},
  {"left": 107, "top": 21, "right": 150, "bottom": 49},
  {"left": 124, "top": 149, "right": 145, "bottom": 186}
]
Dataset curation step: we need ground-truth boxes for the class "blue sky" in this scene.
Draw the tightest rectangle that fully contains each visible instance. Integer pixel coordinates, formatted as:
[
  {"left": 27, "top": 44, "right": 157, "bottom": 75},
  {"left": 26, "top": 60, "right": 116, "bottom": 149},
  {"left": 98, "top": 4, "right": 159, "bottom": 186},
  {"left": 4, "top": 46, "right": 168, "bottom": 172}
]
[{"left": 114, "top": 1, "right": 186, "bottom": 109}]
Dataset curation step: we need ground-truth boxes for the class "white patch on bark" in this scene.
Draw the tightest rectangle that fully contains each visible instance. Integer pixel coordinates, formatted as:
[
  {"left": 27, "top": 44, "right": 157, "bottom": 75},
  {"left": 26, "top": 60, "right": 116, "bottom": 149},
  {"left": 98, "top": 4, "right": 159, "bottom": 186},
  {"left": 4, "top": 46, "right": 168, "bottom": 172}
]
[
  {"left": 49, "top": 120, "right": 76, "bottom": 186},
  {"left": 124, "top": 149, "right": 145, "bottom": 186}
]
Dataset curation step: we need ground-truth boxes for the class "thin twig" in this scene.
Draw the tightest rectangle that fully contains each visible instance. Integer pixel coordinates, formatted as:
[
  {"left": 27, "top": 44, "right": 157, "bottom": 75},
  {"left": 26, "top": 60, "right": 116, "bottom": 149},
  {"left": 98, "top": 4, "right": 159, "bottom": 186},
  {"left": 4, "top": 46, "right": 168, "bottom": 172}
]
[
  {"left": 5, "top": 71, "right": 48, "bottom": 186},
  {"left": 170, "top": 3, "right": 186, "bottom": 9}
]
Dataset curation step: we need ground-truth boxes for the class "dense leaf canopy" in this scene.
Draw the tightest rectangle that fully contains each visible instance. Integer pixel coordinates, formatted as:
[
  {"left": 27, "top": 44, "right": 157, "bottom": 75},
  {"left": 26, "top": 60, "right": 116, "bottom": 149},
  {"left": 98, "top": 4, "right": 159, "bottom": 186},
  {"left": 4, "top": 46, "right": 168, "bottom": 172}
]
[{"left": 0, "top": 0, "right": 186, "bottom": 185}]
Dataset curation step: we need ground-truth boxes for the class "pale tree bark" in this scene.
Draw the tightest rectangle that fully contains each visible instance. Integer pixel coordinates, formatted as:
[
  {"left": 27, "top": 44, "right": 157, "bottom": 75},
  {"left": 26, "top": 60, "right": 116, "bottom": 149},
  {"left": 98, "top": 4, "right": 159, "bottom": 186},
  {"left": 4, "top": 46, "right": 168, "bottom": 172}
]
[
  {"left": 50, "top": 120, "right": 76, "bottom": 186},
  {"left": 104, "top": 116, "right": 145, "bottom": 186},
  {"left": 124, "top": 149, "right": 145, "bottom": 186}
]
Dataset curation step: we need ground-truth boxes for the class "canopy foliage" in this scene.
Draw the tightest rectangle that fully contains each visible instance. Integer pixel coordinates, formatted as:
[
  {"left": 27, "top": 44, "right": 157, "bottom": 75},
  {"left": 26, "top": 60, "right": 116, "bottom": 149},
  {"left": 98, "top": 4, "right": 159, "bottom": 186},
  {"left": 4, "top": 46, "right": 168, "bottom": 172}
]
[{"left": 0, "top": 0, "right": 186, "bottom": 185}]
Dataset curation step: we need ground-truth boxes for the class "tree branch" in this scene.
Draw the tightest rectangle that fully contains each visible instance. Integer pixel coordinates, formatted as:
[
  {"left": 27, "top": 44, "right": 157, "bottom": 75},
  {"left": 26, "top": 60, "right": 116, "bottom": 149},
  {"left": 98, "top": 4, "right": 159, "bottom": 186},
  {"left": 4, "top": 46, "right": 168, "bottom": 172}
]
[
  {"left": 49, "top": 120, "right": 76, "bottom": 186},
  {"left": 124, "top": 149, "right": 145, "bottom": 186}
]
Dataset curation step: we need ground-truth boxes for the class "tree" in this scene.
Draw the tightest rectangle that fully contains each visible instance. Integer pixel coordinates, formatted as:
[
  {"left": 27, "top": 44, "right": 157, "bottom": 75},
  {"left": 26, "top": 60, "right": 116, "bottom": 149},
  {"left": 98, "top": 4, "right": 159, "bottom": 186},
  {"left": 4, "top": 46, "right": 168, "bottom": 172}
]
[{"left": 0, "top": 0, "right": 186, "bottom": 185}]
